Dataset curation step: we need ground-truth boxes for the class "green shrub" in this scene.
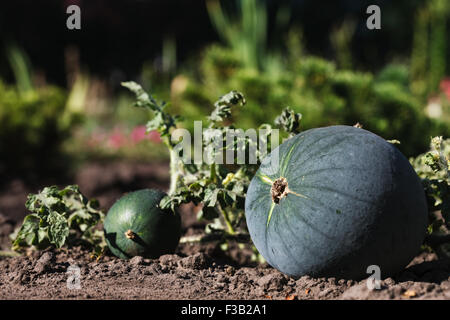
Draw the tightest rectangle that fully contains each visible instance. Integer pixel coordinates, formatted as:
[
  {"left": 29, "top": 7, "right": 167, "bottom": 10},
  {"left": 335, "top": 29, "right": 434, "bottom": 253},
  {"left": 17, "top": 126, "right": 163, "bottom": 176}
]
[
  {"left": 170, "top": 44, "right": 448, "bottom": 157},
  {"left": 0, "top": 81, "right": 75, "bottom": 178}
]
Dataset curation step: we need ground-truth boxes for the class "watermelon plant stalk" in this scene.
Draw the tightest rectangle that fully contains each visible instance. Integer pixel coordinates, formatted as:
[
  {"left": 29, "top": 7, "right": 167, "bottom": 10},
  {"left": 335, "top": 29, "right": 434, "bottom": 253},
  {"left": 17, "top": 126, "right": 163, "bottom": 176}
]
[
  {"left": 218, "top": 204, "right": 235, "bottom": 235},
  {"left": 119, "top": 82, "right": 183, "bottom": 197},
  {"left": 168, "top": 148, "right": 181, "bottom": 196}
]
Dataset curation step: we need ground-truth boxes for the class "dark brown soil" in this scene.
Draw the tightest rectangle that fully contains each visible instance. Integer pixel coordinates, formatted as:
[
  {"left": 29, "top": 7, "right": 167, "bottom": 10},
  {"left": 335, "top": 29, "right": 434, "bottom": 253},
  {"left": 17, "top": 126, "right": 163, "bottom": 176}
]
[{"left": 0, "top": 161, "right": 449, "bottom": 300}]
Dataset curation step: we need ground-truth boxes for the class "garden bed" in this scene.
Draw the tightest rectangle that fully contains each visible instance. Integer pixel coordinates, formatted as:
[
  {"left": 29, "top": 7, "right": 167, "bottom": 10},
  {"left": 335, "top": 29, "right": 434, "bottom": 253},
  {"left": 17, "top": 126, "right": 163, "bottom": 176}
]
[{"left": 0, "top": 161, "right": 449, "bottom": 300}]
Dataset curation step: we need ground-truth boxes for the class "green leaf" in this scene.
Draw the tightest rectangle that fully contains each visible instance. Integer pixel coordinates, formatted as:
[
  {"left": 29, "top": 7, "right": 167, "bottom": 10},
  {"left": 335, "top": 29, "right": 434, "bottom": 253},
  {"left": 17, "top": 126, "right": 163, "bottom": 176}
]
[
  {"left": 206, "top": 218, "right": 226, "bottom": 233},
  {"left": 274, "top": 107, "right": 302, "bottom": 135},
  {"left": 208, "top": 91, "right": 246, "bottom": 124},
  {"left": 146, "top": 113, "right": 165, "bottom": 133},
  {"left": 204, "top": 185, "right": 220, "bottom": 207},
  {"left": 121, "top": 81, "right": 156, "bottom": 111},
  {"left": 47, "top": 211, "right": 69, "bottom": 248},
  {"left": 197, "top": 207, "right": 220, "bottom": 220},
  {"left": 12, "top": 214, "right": 40, "bottom": 250},
  {"left": 38, "top": 227, "right": 48, "bottom": 243}
]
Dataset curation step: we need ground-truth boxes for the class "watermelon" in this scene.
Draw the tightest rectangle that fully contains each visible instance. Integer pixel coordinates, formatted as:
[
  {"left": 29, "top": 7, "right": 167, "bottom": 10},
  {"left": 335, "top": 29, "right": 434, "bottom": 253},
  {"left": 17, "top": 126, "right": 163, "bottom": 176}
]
[
  {"left": 245, "top": 125, "right": 428, "bottom": 279},
  {"left": 104, "top": 189, "right": 181, "bottom": 259}
]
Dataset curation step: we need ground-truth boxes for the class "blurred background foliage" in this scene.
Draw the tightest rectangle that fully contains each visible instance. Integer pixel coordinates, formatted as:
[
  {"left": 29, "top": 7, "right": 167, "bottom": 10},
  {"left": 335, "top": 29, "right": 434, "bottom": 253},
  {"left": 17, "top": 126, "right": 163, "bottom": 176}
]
[
  {"left": 0, "top": 46, "right": 76, "bottom": 179},
  {"left": 0, "top": 0, "right": 449, "bottom": 182},
  {"left": 170, "top": 0, "right": 450, "bottom": 156}
]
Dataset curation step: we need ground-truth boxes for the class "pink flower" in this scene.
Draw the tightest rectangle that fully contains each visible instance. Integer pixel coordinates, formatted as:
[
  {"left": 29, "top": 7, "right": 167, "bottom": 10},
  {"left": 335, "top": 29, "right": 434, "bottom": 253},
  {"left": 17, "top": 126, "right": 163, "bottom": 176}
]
[
  {"left": 130, "top": 125, "right": 147, "bottom": 143},
  {"left": 86, "top": 131, "right": 106, "bottom": 148},
  {"left": 108, "top": 128, "right": 127, "bottom": 149},
  {"left": 440, "top": 78, "right": 450, "bottom": 101},
  {"left": 130, "top": 125, "right": 162, "bottom": 144},
  {"left": 147, "top": 130, "right": 162, "bottom": 144}
]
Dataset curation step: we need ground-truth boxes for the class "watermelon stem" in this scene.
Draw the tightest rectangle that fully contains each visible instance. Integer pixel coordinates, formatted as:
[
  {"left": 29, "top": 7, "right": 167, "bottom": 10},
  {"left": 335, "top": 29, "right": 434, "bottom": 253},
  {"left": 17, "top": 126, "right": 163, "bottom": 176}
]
[
  {"left": 271, "top": 177, "right": 289, "bottom": 204},
  {"left": 124, "top": 229, "right": 136, "bottom": 240},
  {"left": 271, "top": 177, "right": 308, "bottom": 204},
  {"left": 267, "top": 176, "right": 308, "bottom": 229}
]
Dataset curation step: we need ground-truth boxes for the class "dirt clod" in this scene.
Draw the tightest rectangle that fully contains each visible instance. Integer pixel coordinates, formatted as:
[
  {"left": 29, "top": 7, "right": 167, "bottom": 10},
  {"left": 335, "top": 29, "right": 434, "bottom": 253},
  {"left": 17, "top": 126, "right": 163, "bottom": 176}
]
[
  {"left": 179, "top": 252, "right": 210, "bottom": 270},
  {"left": 159, "top": 254, "right": 180, "bottom": 267},
  {"left": 34, "top": 252, "right": 55, "bottom": 274},
  {"left": 129, "top": 256, "right": 144, "bottom": 266},
  {"left": 257, "top": 273, "right": 288, "bottom": 291}
]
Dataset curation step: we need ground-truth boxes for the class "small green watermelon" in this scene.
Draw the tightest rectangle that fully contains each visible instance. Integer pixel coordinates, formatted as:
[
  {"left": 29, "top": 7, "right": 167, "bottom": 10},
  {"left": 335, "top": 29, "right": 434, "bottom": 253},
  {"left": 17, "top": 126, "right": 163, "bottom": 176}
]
[{"left": 104, "top": 189, "right": 181, "bottom": 259}]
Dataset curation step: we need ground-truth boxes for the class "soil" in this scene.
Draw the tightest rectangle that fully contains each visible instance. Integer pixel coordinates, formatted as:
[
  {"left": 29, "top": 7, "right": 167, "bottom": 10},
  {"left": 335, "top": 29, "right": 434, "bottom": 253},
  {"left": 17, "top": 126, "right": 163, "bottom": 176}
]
[{"left": 0, "top": 161, "right": 449, "bottom": 300}]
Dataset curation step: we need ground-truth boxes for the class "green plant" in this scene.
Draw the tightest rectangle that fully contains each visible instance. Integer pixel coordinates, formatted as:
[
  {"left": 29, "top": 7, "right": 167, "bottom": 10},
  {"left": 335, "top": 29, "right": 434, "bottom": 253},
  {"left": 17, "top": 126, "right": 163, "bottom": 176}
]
[
  {"left": 206, "top": 0, "right": 268, "bottom": 71},
  {"left": 11, "top": 185, "right": 105, "bottom": 253},
  {"left": 172, "top": 47, "right": 448, "bottom": 156},
  {"left": 168, "top": 0, "right": 449, "bottom": 157},
  {"left": 6, "top": 45, "right": 33, "bottom": 93},
  {"left": 123, "top": 81, "right": 299, "bottom": 246},
  {"left": 103, "top": 189, "right": 181, "bottom": 259},
  {"left": 330, "top": 20, "right": 356, "bottom": 70},
  {"left": 245, "top": 125, "right": 428, "bottom": 279},
  {"left": 0, "top": 46, "right": 80, "bottom": 178},
  {"left": 9, "top": 81, "right": 450, "bottom": 267},
  {"left": 410, "top": 0, "right": 450, "bottom": 98},
  {"left": 0, "top": 80, "right": 76, "bottom": 177},
  {"left": 428, "top": 0, "right": 449, "bottom": 95},
  {"left": 121, "top": 81, "right": 181, "bottom": 195},
  {"left": 411, "top": 136, "right": 450, "bottom": 258}
]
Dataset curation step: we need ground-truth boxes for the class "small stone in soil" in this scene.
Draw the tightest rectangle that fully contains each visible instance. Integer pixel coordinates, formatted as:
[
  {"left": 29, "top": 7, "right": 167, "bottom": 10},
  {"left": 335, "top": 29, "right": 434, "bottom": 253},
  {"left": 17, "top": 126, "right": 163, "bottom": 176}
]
[{"left": 129, "top": 256, "right": 144, "bottom": 266}]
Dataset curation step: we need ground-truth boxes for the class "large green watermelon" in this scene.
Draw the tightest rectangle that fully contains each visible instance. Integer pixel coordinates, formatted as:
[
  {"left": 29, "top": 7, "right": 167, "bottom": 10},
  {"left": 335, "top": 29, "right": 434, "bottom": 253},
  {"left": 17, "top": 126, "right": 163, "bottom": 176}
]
[
  {"left": 104, "top": 189, "right": 181, "bottom": 259},
  {"left": 245, "top": 125, "right": 428, "bottom": 279}
]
